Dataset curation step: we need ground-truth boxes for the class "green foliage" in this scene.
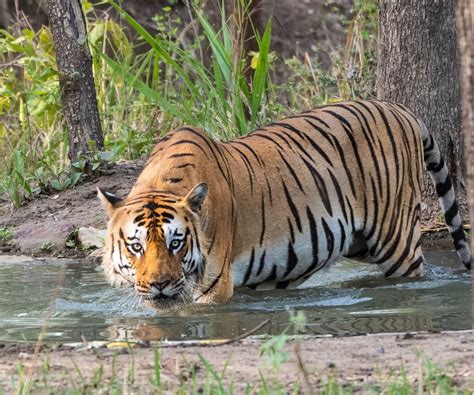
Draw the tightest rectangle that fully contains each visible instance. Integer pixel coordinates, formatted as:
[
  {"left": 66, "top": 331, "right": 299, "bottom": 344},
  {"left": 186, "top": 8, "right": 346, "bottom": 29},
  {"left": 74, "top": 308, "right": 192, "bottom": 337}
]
[
  {"left": 0, "top": 1, "right": 378, "bottom": 207},
  {"left": 0, "top": 226, "right": 13, "bottom": 242}
]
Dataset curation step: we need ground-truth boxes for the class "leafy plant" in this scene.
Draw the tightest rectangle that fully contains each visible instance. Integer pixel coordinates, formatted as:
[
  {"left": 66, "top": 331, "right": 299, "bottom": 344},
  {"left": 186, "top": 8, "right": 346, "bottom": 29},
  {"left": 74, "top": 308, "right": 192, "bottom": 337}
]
[{"left": 0, "top": 1, "right": 378, "bottom": 207}]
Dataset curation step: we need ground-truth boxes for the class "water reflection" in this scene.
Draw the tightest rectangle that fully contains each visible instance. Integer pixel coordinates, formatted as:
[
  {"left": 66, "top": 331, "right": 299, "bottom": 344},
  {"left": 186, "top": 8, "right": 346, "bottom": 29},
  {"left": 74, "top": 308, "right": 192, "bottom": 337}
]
[{"left": 0, "top": 251, "right": 471, "bottom": 343}]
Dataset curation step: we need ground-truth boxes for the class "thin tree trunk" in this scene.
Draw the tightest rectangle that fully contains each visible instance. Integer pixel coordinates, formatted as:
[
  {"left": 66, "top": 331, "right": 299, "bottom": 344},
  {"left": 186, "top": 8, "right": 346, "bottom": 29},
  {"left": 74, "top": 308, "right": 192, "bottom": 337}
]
[
  {"left": 376, "top": 0, "right": 466, "bottom": 223},
  {"left": 456, "top": 0, "right": 473, "bottom": 251},
  {"left": 47, "top": 0, "right": 103, "bottom": 163}
]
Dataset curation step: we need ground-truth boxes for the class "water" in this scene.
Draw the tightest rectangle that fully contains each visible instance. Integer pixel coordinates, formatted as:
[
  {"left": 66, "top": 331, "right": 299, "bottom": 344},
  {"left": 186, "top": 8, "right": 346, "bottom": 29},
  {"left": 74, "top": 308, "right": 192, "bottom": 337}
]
[{"left": 0, "top": 251, "right": 471, "bottom": 343}]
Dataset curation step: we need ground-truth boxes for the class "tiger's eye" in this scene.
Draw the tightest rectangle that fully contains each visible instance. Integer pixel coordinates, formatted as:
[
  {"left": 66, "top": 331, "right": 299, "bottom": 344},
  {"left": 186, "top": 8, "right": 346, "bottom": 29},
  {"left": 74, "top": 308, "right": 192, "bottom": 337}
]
[
  {"left": 131, "top": 243, "right": 142, "bottom": 253},
  {"left": 170, "top": 240, "right": 181, "bottom": 249}
]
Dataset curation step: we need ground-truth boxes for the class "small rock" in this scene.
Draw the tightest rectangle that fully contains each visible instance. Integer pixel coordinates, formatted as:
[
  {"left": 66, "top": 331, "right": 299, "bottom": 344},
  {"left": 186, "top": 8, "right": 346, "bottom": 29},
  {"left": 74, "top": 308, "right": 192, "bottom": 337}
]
[
  {"left": 326, "top": 362, "right": 336, "bottom": 369},
  {"left": 77, "top": 227, "right": 107, "bottom": 250},
  {"left": 375, "top": 346, "right": 385, "bottom": 354},
  {"left": 15, "top": 221, "right": 75, "bottom": 254}
]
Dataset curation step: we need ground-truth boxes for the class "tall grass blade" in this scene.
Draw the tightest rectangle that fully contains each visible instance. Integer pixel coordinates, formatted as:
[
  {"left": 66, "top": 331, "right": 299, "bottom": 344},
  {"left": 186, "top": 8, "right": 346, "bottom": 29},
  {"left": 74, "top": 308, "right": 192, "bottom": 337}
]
[
  {"left": 195, "top": 9, "right": 232, "bottom": 84},
  {"left": 99, "top": 51, "right": 192, "bottom": 123},
  {"left": 250, "top": 20, "right": 272, "bottom": 127},
  {"left": 106, "top": 0, "right": 198, "bottom": 96}
]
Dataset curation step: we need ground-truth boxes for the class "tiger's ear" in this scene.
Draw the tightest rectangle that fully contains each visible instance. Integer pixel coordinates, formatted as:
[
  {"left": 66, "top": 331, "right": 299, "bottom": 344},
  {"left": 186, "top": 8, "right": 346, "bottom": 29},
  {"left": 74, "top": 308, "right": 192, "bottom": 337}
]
[
  {"left": 184, "top": 183, "right": 208, "bottom": 213},
  {"left": 97, "top": 187, "right": 123, "bottom": 218}
]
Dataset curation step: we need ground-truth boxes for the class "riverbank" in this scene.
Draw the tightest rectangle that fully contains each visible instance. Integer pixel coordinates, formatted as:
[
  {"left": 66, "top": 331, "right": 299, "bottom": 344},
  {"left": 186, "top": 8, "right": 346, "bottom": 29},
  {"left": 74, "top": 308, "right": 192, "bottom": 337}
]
[{"left": 1, "top": 330, "right": 472, "bottom": 393}]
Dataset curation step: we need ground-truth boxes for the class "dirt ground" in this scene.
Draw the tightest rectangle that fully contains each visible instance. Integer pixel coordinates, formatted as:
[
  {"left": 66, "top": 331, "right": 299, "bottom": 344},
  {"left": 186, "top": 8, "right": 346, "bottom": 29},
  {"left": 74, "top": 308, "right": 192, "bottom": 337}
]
[{"left": 0, "top": 331, "right": 472, "bottom": 392}]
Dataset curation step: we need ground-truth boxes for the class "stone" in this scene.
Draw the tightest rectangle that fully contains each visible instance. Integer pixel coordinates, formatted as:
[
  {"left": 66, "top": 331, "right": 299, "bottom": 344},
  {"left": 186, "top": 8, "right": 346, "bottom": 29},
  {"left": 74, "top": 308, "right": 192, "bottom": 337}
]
[
  {"left": 77, "top": 227, "right": 107, "bottom": 250},
  {"left": 14, "top": 221, "right": 75, "bottom": 254}
]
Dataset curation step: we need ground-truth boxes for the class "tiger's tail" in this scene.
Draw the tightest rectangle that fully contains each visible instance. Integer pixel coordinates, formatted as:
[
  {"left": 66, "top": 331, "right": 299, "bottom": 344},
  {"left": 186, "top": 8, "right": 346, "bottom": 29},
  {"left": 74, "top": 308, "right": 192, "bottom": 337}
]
[{"left": 420, "top": 122, "right": 471, "bottom": 269}]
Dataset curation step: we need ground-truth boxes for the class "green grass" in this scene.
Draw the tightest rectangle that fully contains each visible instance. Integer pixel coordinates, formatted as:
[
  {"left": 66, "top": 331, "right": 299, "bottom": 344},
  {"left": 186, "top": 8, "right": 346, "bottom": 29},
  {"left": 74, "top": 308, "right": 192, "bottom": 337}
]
[
  {"left": 0, "top": 226, "right": 13, "bottom": 242},
  {"left": 3, "top": 343, "right": 469, "bottom": 394},
  {"left": 0, "top": 0, "right": 378, "bottom": 208}
]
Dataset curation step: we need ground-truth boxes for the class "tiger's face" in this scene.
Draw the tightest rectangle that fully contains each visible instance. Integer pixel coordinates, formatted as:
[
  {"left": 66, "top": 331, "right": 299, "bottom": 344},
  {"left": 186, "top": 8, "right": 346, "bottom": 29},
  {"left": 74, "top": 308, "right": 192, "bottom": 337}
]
[{"left": 98, "top": 183, "right": 208, "bottom": 309}]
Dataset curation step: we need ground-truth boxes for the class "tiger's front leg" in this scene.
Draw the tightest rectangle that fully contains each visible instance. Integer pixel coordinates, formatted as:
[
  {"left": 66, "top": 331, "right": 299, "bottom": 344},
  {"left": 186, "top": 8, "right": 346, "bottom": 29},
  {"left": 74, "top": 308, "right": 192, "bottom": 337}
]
[{"left": 193, "top": 243, "right": 234, "bottom": 303}]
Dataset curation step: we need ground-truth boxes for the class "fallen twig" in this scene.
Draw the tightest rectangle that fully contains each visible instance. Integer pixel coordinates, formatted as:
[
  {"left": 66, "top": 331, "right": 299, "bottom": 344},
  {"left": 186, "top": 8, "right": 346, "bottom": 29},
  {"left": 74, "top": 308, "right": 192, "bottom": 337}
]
[{"left": 157, "top": 318, "right": 271, "bottom": 348}]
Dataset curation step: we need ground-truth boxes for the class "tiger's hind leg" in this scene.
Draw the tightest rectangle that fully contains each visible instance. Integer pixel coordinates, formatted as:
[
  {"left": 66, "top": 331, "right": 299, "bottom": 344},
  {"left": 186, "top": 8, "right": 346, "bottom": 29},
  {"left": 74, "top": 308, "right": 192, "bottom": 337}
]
[{"left": 361, "top": 201, "right": 426, "bottom": 277}]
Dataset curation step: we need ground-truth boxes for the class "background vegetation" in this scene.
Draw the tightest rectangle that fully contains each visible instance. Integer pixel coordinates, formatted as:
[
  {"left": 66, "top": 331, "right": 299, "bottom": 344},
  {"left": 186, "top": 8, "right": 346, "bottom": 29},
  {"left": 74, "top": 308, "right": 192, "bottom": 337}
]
[{"left": 0, "top": 0, "right": 377, "bottom": 207}]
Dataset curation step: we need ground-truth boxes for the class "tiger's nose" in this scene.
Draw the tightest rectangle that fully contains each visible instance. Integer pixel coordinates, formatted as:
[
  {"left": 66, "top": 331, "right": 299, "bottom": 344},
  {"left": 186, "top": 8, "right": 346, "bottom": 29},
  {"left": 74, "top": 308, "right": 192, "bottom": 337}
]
[{"left": 150, "top": 279, "right": 171, "bottom": 291}]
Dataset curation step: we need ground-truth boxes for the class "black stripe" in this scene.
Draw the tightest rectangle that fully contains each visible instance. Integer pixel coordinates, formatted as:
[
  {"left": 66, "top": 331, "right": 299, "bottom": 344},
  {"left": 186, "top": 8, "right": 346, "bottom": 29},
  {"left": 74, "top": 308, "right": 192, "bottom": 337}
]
[
  {"left": 198, "top": 249, "right": 230, "bottom": 298},
  {"left": 259, "top": 193, "right": 266, "bottom": 245},
  {"left": 450, "top": 226, "right": 466, "bottom": 250},
  {"left": 242, "top": 248, "right": 255, "bottom": 285},
  {"left": 435, "top": 177, "right": 452, "bottom": 198},
  {"left": 278, "top": 150, "right": 305, "bottom": 193},
  {"left": 134, "top": 214, "right": 145, "bottom": 223},
  {"left": 264, "top": 265, "right": 278, "bottom": 283},
  {"left": 299, "top": 206, "right": 320, "bottom": 276},
  {"left": 307, "top": 119, "right": 357, "bottom": 197},
  {"left": 364, "top": 176, "right": 379, "bottom": 240},
  {"left": 301, "top": 157, "right": 332, "bottom": 216},
  {"left": 256, "top": 250, "right": 266, "bottom": 276},
  {"left": 232, "top": 140, "right": 265, "bottom": 167},
  {"left": 207, "top": 225, "right": 218, "bottom": 254},
  {"left": 179, "top": 127, "right": 233, "bottom": 186},
  {"left": 303, "top": 119, "right": 337, "bottom": 149},
  {"left": 401, "top": 256, "right": 424, "bottom": 277},
  {"left": 276, "top": 280, "right": 291, "bottom": 289},
  {"left": 327, "top": 169, "right": 348, "bottom": 224},
  {"left": 168, "top": 153, "right": 194, "bottom": 159},
  {"left": 323, "top": 110, "right": 367, "bottom": 186},
  {"left": 175, "top": 163, "right": 195, "bottom": 169},
  {"left": 191, "top": 222, "right": 201, "bottom": 252},
  {"left": 426, "top": 158, "right": 444, "bottom": 173},
  {"left": 444, "top": 201, "right": 459, "bottom": 227},
  {"left": 321, "top": 218, "right": 335, "bottom": 260},
  {"left": 347, "top": 197, "right": 356, "bottom": 232},
  {"left": 161, "top": 212, "right": 174, "bottom": 220},
  {"left": 283, "top": 241, "right": 298, "bottom": 278},
  {"left": 282, "top": 183, "right": 302, "bottom": 232},
  {"left": 383, "top": 205, "right": 420, "bottom": 276},
  {"left": 277, "top": 122, "right": 334, "bottom": 167},
  {"left": 166, "top": 177, "right": 183, "bottom": 184},
  {"left": 169, "top": 139, "right": 210, "bottom": 157},
  {"left": 287, "top": 218, "right": 295, "bottom": 243},
  {"left": 338, "top": 219, "right": 346, "bottom": 252},
  {"left": 265, "top": 175, "right": 273, "bottom": 205},
  {"left": 302, "top": 113, "right": 331, "bottom": 129},
  {"left": 230, "top": 145, "right": 255, "bottom": 194},
  {"left": 252, "top": 132, "right": 286, "bottom": 150},
  {"left": 423, "top": 135, "right": 434, "bottom": 154},
  {"left": 111, "top": 234, "right": 115, "bottom": 259},
  {"left": 353, "top": 101, "right": 378, "bottom": 124}
]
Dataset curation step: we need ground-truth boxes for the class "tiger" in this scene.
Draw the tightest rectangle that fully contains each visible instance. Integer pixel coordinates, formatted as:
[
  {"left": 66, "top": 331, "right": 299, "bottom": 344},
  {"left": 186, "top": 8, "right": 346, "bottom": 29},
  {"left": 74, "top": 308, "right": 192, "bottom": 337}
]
[{"left": 98, "top": 100, "right": 471, "bottom": 309}]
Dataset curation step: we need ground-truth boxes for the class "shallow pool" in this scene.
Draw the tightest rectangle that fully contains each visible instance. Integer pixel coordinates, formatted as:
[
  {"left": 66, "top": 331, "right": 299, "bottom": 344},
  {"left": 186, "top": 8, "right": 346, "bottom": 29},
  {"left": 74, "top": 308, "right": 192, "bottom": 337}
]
[{"left": 0, "top": 251, "right": 471, "bottom": 343}]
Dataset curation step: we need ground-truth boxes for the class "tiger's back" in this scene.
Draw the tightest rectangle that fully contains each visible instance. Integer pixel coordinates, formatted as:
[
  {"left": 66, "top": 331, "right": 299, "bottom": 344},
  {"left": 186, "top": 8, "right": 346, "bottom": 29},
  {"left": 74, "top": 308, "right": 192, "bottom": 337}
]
[{"left": 99, "top": 100, "right": 471, "bottom": 306}]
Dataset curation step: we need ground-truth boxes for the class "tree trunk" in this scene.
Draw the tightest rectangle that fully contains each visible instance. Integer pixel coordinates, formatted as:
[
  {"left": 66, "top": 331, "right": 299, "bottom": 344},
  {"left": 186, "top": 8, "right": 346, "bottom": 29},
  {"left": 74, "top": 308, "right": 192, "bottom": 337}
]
[
  {"left": 456, "top": 0, "right": 473, "bottom": 249},
  {"left": 46, "top": 0, "right": 103, "bottom": 163},
  {"left": 376, "top": 0, "right": 466, "bottom": 223}
]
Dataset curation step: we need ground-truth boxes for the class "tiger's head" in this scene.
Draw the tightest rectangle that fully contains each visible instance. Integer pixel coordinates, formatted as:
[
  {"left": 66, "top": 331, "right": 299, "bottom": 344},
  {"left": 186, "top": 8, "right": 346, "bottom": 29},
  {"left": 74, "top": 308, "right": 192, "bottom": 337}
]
[{"left": 97, "top": 183, "right": 209, "bottom": 309}]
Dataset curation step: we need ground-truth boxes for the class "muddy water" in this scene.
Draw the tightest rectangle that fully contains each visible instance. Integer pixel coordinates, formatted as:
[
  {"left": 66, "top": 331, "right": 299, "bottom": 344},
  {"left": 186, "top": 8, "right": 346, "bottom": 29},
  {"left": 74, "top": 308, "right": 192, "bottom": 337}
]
[{"left": 0, "top": 251, "right": 471, "bottom": 343}]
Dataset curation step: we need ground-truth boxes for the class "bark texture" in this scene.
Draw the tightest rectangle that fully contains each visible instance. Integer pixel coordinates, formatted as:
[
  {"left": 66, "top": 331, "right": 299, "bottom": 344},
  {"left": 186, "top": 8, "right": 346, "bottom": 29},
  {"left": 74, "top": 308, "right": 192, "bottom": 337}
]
[
  {"left": 47, "top": 0, "right": 103, "bottom": 162},
  {"left": 376, "top": 0, "right": 466, "bottom": 222},
  {"left": 456, "top": 0, "right": 473, "bottom": 250}
]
